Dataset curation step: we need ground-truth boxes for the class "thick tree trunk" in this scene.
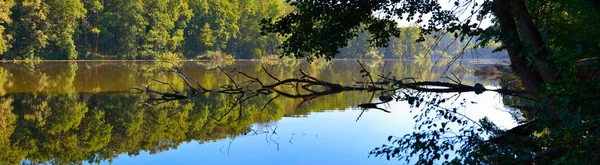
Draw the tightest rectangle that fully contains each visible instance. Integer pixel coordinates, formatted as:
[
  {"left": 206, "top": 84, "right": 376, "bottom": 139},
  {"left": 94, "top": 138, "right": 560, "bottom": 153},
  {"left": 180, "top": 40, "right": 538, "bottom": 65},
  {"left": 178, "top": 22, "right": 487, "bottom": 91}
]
[
  {"left": 492, "top": 0, "right": 545, "bottom": 94},
  {"left": 508, "top": 0, "right": 557, "bottom": 84}
]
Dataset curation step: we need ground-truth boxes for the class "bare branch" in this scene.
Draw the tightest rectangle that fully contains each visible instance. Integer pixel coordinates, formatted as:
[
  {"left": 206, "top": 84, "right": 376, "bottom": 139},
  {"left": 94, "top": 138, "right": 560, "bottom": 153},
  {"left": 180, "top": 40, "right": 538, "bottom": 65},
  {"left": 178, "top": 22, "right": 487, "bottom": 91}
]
[
  {"left": 135, "top": 61, "right": 527, "bottom": 118},
  {"left": 152, "top": 78, "right": 179, "bottom": 94}
]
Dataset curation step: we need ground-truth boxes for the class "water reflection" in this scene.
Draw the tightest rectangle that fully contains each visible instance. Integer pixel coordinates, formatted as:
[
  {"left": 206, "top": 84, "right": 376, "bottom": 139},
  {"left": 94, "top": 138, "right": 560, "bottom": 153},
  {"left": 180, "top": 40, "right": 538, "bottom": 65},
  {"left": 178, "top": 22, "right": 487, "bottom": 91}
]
[{"left": 0, "top": 60, "right": 513, "bottom": 164}]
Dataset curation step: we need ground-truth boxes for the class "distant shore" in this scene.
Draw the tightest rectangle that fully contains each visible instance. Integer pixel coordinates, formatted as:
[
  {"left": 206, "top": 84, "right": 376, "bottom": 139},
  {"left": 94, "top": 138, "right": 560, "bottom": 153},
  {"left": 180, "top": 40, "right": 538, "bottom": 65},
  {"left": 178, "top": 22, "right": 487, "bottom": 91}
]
[{"left": 0, "top": 58, "right": 511, "bottom": 64}]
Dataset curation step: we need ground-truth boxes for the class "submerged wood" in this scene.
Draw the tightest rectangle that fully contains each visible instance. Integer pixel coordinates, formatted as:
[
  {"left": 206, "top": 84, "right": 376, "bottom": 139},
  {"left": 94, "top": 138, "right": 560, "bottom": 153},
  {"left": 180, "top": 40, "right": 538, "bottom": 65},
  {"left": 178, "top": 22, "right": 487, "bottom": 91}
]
[
  {"left": 133, "top": 61, "right": 527, "bottom": 107},
  {"left": 133, "top": 61, "right": 538, "bottom": 156}
]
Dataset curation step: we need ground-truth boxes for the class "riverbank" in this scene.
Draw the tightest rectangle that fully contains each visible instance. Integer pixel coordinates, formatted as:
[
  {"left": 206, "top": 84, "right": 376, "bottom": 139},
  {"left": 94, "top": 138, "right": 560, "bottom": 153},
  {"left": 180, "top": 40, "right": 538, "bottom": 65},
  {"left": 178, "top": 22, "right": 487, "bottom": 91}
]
[{"left": 0, "top": 58, "right": 511, "bottom": 64}]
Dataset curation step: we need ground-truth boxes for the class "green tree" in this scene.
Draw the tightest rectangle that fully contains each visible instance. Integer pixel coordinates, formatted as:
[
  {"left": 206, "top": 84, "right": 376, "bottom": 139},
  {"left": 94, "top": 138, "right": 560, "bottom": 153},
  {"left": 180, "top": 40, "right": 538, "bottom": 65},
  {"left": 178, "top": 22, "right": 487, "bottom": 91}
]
[
  {"left": 44, "top": 0, "right": 85, "bottom": 59},
  {"left": 139, "top": 0, "right": 192, "bottom": 59},
  {"left": 199, "top": 23, "right": 216, "bottom": 52},
  {"left": 226, "top": 0, "right": 287, "bottom": 59},
  {"left": 78, "top": 0, "right": 104, "bottom": 55},
  {"left": 184, "top": 0, "right": 239, "bottom": 57},
  {"left": 1, "top": 0, "right": 295, "bottom": 59},
  {"left": 401, "top": 26, "right": 427, "bottom": 59},
  {"left": 380, "top": 34, "right": 407, "bottom": 59},
  {"left": 337, "top": 30, "right": 371, "bottom": 59},
  {"left": 0, "top": 0, "right": 14, "bottom": 55},
  {"left": 100, "top": 0, "right": 147, "bottom": 59},
  {"left": 9, "top": 0, "right": 49, "bottom": 60}
]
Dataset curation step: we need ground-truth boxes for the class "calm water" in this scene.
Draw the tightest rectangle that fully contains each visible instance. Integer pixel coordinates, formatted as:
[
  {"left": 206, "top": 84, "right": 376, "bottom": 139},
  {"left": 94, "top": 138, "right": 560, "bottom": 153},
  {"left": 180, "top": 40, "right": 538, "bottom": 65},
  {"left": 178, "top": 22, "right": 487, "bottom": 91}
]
[{"left": 0, "top": 60, "right": 517, "bottom": 165}]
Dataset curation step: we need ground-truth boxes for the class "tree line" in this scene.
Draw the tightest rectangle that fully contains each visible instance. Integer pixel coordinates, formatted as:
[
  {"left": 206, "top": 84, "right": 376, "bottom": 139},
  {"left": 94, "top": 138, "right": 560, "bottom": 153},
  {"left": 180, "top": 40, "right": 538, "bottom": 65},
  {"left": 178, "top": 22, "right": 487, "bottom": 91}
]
[
  {"left": 0, "top": 0, "right": 291, "bottom": 60},
  {"left": 0, "top": 0, "right": 506, "bottom": 60},
  {"left": 336, "top": 26, "right": 505, "bottom": 59}
]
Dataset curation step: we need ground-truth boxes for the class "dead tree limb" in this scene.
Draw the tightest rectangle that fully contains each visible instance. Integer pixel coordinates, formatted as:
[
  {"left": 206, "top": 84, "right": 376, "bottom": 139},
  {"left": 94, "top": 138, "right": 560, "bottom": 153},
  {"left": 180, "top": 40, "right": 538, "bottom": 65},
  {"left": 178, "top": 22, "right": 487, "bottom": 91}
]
[{"left": 135, "top": 61, "right": 527, "bottom": 116}]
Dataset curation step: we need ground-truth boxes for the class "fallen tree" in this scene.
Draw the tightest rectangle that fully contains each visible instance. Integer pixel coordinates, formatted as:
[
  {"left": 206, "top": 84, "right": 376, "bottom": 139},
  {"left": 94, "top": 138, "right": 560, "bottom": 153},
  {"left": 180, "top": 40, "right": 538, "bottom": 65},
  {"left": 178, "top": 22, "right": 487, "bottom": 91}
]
[
  {"left": 132, "top": 60, "right": 542, "bottom": 164},
  {"left": 132, "top": 60, "right": 525, "bottom": 106}
]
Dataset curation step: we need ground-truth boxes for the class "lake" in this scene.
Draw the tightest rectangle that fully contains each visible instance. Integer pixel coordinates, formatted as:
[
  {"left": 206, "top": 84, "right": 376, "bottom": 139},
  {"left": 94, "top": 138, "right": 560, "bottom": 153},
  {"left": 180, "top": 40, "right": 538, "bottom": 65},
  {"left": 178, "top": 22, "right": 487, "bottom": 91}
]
[{"left": 0, "top": 60, "right": 518, "bottom": 164}]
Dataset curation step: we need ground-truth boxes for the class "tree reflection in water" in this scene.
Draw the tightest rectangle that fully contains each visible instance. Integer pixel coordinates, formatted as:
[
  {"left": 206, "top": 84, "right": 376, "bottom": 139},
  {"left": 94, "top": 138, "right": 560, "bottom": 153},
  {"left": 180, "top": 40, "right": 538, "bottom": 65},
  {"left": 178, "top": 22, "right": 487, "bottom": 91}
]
[{"left": 0, "top": 60, "right": 518, "bottom": 164}]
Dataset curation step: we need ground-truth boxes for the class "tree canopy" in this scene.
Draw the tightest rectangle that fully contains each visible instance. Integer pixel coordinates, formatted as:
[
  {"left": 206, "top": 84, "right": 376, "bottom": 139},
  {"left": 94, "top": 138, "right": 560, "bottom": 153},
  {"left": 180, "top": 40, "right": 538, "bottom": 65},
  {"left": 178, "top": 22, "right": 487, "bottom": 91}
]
[
  {"left": 0, "top": 0, "right": 505, "bottom": 60},
  {"left": 0, "top": 0, "right": 294, "bottom": 60}
]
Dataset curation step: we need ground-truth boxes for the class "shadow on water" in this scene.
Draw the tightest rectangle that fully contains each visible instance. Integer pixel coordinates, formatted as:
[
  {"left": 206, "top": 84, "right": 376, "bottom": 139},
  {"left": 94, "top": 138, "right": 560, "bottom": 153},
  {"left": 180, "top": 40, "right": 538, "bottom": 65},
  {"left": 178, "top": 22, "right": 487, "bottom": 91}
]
[{"left": 0, "top": 60, "right": 519, "bottom": 164}]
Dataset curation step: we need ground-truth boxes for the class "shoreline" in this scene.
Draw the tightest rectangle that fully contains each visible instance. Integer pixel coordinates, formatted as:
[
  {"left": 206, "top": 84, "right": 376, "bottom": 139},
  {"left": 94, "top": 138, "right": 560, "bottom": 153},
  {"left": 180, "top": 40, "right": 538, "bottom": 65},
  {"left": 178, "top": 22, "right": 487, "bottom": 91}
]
[{"left": 0, "top": 58, "right": 510, "bottom": 64}]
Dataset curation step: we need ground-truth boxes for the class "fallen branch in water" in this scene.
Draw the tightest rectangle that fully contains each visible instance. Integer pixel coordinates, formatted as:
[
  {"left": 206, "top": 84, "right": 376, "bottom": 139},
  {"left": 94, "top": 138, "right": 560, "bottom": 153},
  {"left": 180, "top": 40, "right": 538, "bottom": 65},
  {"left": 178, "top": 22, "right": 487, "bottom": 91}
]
[
  {"left": 133, "top": 60, "right": 527, "bottom": 112},
  {"left": 134, "top": 61, "right": 535, "bottom": 160}
]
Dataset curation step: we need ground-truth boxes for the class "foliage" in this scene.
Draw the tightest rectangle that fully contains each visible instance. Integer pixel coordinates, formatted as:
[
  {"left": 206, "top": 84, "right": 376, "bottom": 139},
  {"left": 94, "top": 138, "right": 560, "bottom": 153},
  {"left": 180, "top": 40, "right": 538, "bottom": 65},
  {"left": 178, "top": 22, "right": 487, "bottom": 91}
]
[
  {"left": 0, "top": 0, "right": 14, "bottom": 54},
  {"left": 226, "top": 0, "right": 287, "bottom": 59},
  {"left": 8, "top": 0, "right": 49, "bottom": 60},
  {"left": 0, "top": 0, "right": 508, "bottom": 60},
  {"left": 0, "top": 0, "right": 290, "bottom": 60},
  {"left": 44, "top": 0, "right": 85, "bottom": 60},
  {"left": 138, "top": 0, "right": 192, "bottom": 59},
  {"left": 195, "top": 50, "right": 234, "bottom": 62},
  {"left": 297, "top": 25, "right": 503, "bottom": 60}
]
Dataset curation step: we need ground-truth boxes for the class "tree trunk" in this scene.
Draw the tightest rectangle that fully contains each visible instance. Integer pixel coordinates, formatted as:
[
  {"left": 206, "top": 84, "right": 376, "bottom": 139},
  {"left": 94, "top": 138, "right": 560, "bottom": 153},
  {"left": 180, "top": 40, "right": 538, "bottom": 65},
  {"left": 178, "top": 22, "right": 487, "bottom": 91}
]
[
  {"left": 94, "top": 33, "right": 99, "bottom": 53},
  {"left": 508, "top": 0, "right": 557, "bottom": 84},
  {"left": 492, "top": 0, "right": 545, "bottom": 94}
]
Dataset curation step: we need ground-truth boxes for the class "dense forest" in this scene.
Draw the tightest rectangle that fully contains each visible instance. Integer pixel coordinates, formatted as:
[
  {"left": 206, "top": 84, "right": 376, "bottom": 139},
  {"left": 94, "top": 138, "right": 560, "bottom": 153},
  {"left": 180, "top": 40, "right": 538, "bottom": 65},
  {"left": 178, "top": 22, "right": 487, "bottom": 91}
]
[
  {"left": 0, "top": 0, "right": 505, "bottom": 60},
  {"left": 0, "top": 0, "right": 288, "bottom": 60}
]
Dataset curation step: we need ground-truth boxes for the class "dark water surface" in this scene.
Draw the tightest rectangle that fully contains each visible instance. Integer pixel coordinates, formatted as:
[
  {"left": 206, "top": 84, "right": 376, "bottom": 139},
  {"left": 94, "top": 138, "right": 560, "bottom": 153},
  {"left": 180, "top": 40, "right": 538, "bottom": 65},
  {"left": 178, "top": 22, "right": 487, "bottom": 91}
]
[{"left": 0, "top": 60, "right": 516, "bottom": 164}]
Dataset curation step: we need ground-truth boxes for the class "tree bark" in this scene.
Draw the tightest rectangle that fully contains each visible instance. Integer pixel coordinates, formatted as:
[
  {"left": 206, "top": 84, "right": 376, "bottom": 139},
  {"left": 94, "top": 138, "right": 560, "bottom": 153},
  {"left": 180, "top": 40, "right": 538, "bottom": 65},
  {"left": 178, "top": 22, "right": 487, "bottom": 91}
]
[
  {"left": 508, "top": 0, "right": 557, "bottom": 84},
  {"left": 94, "top": 33, "right": 99, "bottom": 53},
  {"left": 493, "top": 0, "right": 545, "bottom": 94}
]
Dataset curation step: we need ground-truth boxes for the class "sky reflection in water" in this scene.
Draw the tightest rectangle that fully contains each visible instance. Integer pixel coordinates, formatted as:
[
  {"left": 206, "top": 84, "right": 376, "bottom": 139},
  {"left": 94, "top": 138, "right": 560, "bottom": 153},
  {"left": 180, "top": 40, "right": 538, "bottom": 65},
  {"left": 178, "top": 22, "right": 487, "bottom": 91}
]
[
  {"left": 0, "top": 60, "right": 517, "bottom": 165},
  {"left": 111, "top": 89, "right": 516, "bottom": 165}
]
